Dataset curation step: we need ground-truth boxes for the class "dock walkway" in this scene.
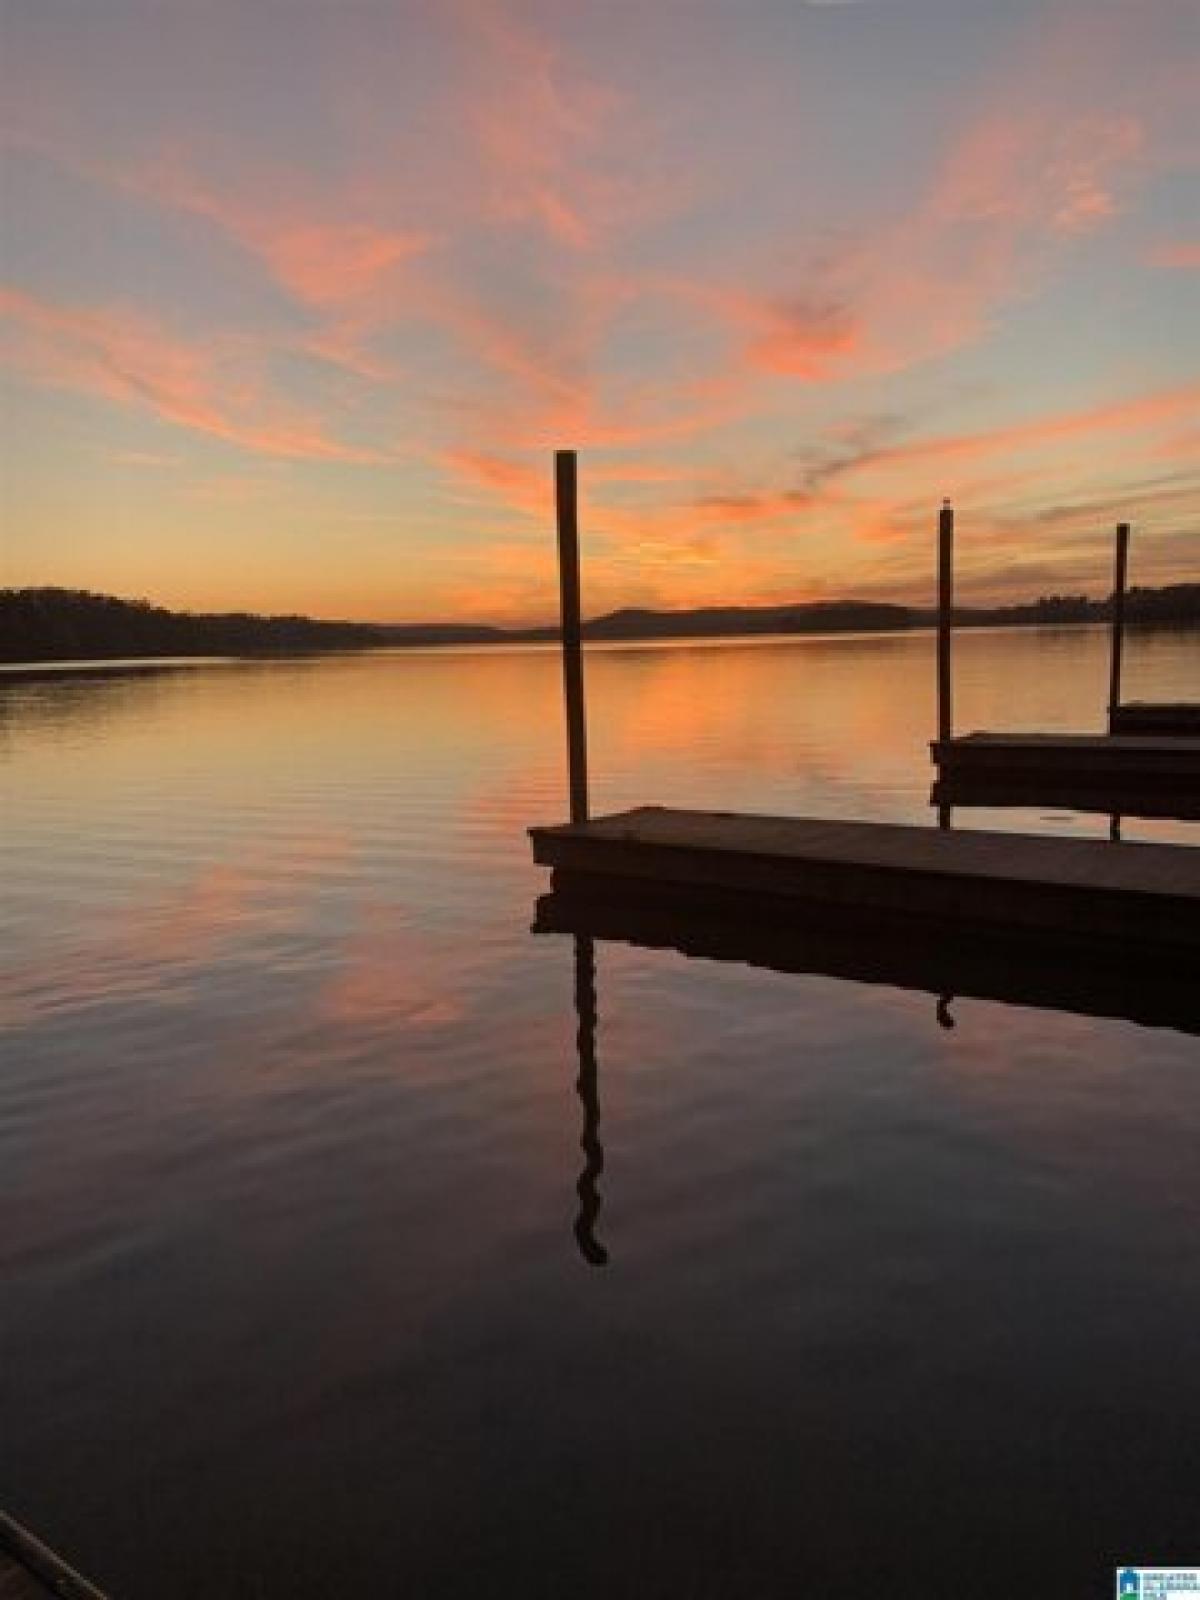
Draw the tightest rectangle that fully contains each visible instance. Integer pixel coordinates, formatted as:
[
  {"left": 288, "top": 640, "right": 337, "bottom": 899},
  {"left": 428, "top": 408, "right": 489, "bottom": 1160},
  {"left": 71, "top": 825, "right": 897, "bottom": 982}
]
[{"left": 530, "top": 807, "right": 1200, "bottom": 948}]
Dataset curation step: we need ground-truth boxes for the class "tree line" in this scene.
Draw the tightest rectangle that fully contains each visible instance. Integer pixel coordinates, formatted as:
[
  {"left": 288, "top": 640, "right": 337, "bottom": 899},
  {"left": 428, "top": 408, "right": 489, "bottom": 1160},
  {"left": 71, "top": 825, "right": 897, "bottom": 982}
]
[{"left": 1, "top": 584, "right": 1197, "bottom": 664}]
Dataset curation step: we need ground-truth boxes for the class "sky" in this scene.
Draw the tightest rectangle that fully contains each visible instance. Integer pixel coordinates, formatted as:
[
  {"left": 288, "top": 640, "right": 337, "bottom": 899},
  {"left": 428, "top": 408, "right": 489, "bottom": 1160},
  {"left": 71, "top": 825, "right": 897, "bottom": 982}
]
[{"left": 1, "top": 0, "right": 1197, "bottom": 624}]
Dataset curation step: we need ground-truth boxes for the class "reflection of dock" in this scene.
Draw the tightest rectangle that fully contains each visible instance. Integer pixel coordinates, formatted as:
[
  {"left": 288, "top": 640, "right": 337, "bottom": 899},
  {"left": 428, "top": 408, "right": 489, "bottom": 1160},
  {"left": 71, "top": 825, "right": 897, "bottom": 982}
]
[
  {"left": 931, "top": 733, "right": 1200, "bottom": 821},
  {"left": 535, "top": 883, "right": 1200, "bottom": 1036},
  {"left": 531, "top": 806, "right": 1200, "bottom": 953}
]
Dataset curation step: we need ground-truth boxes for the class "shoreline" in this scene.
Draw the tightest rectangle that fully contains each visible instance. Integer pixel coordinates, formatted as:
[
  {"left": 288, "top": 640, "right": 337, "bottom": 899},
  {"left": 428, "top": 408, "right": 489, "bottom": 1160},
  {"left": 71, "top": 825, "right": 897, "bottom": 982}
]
[{"left": 2, "top": 614, "right": 1198, "bottom": 677}]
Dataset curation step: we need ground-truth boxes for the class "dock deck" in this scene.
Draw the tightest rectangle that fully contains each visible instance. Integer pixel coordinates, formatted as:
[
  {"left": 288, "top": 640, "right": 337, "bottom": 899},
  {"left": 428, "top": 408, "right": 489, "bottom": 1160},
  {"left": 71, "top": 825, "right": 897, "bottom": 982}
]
[
  {"left": 530, "top": 807, "right": 1200, "bottom": 948},
  {"left": 931, "top": 731, "right": 1200, "bottom": 819}
]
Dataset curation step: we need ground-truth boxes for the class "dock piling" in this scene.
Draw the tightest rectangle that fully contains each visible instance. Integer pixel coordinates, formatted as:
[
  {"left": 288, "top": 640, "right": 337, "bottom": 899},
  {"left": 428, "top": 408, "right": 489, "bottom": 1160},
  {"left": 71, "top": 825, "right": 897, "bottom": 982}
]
[
  {"left": 937, "top": 498, "right": 954, "bottom": 746},
  {"left": 1108, "top": 521, "right": 1130, "bottom": 726},
  {"left": 555, "top": 449, "right": 590, "bottom": 824},
  {"left": 936, "top": 499, "right": 955, "bottom": 829}
]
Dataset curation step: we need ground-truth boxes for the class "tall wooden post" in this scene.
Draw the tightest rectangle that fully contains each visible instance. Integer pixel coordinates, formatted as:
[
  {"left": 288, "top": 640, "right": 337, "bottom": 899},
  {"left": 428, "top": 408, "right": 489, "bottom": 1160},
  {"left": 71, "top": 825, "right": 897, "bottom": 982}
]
[
  {"left": 1108, "top": 521, "right": 1130, "bottom": 728},
  {"left": 555, "top": 449, "right": 589, "bottom": 823},
  {"left": 937, "top": 499, "right": 955, "bottom": 746},
  {"left": 935, "top": 500, "right": 955, "bottom": 831}
]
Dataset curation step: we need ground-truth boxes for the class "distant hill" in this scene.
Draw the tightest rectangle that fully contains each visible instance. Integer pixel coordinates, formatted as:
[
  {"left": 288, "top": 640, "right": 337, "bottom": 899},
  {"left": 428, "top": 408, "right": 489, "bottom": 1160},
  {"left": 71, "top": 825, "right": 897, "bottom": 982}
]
[
  {"left": 1, "top": 584, "right": 1197, "bottom": 664},
  {"left": 581, "top": 600, "right": 912, "bottom": 639},
  {"left": 0, "top": 590, "right": 507, "bottom": 664}
]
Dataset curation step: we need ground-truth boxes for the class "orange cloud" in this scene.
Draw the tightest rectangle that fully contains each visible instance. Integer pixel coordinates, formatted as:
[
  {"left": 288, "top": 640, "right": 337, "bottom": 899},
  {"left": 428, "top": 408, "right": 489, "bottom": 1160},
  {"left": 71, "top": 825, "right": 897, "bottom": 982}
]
[
  {"left": 424, "top": 278, "right": 751, "bottom": 464},
  {"left": 624, "top": 50, "right": 1147, "bottom": 403},
  {"left": 438, "top": 449, "right": 552, "bottom": 518},
  {"left": 3, "top": 133, "right": 433, "bottom": 321},
  {"left": 145, "top": 162, "right": 434, "bottom": 308},
  {"left": 854, "top": 383, "right": 1200, "bottom": 477},
  {"left": 849, "top": 110, "right": 1143, "bottom": 368},
  {"left": 0, "top": 285, "right": 387, "bottom": 461},
  {"left": 659, "top": 279, "right": 861, "bottom": 380},
  {"left": 452, "top": 0, "right": 629, "bottom": 253}
]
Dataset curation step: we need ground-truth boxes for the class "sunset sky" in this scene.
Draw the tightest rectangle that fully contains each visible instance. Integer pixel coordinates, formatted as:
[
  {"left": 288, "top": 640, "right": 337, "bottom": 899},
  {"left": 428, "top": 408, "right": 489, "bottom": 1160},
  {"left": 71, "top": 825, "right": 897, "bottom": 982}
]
[{"left": 2, "top": 0, "right": 1197, "bottom": 624}]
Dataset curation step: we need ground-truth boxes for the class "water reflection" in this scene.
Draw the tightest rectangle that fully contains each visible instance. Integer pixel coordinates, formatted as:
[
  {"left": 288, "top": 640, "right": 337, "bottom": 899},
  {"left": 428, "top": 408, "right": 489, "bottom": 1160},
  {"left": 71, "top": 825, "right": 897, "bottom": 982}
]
[
  {"left": 3, "top": 635, "right": 1198, "bottom": 1600},
  {"left": 536, "top": 890, "right": 1200, "bottom": 1038},
  {"left": 571, "top": 935, "right": 608, "bottom": 1267},
  {"left": 931, "top": 772, "right": 1200, "bottom": 823}
]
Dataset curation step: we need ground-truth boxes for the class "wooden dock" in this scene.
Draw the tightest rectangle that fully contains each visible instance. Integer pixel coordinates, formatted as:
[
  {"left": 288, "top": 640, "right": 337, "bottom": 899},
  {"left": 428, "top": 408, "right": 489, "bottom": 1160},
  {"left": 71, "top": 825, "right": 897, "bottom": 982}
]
[
  {"left": 929, "top": 515, "right": 1200, "bottom": 821},
  {"left": 931, "top": 732, "right": 1200, "bottom": 820},
  {"left": 1104, "top": 523, "right": 1199, "bottom": 740},
  {"left": 531, "top": 462, "right": 1197, "bottom": 987},
  {"left": 530, "top": 807, "right": 1200, "bottom": 949},
  {"left": 1109, "top": 702, "right": 1200, "bottom": 738}
]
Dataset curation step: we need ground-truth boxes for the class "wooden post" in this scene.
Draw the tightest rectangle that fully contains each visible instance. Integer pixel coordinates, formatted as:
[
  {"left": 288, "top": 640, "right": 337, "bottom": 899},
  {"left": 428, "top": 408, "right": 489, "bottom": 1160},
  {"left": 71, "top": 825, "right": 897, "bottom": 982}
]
[
  {"left": 937, "top": 499, "right": 954, "bottom": 746},
  {"left": 1108, "top": 521, "right": 1130, "bottom": 729},
  {"left": 555, "top": 449, "right": 589, "bottom": 823},
  {"left": 936, "top": 500, "right": 955, "bottom": 831}
]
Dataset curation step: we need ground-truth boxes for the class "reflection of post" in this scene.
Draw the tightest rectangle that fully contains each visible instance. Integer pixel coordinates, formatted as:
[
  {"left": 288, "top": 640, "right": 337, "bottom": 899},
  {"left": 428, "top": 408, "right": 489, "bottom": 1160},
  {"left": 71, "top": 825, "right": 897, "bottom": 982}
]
[
  {"left": 572, "top": 933, "right": 608, "bottom": 1266},
  {"left": 555, "top": 449, "right": 589, "bottom": 824},
  {"left": 1108, "top": 521, "right": 1130, "bottom": 730},
  {"left": 937, "top": 499, "right": 955, "bottom": 831}
]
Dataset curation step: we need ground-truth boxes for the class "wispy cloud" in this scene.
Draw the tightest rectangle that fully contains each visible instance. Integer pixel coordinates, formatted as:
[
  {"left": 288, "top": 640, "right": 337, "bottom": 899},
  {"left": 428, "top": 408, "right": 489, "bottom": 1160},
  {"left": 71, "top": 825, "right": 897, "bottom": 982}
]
[
  {"left": 108, "top": 449, "right": 182, "bottom": 468},
  {"left": 142, "top": 161, "right": 435, "bottom": 309},
  {"left": 820, "top": 383, "right": 1200, "bottom": 482},
  {"left": 1, "top": 0, "right": 1196, "bottom": 616},
  {"left": 0, "top": 286, "right": 388, "bottom": 461}
]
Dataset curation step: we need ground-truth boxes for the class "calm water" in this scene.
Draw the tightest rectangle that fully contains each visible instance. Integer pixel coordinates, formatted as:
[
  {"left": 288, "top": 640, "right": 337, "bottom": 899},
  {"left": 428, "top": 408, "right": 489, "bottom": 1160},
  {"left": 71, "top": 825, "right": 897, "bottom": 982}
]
[{"left": 2, "top": 625, "right": 1198, "bottom": 1599}]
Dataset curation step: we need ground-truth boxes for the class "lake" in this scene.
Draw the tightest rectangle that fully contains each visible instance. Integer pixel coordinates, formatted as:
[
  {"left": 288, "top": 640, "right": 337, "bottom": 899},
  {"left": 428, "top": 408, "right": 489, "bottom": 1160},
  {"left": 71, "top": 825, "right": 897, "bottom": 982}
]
[{"left": 2, "top": 624, "right": 1198, "bottom": 1599}]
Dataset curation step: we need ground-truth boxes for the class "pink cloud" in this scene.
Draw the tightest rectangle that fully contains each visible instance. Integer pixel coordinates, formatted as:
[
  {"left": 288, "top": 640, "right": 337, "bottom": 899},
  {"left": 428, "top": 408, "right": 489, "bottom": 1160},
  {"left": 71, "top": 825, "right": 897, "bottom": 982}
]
[
  {"left": 154, "top": 166, "right": 432, "bottom": 308},
  {"left": 451, "top": 0, "right": 631, "bottom": 253},
  {"left": 2, "top": 0, "right": 1194, "bottom": 621},
  {"left": 1147, "top": 240, "right": 1200, "bottom": 271},
  {"left": 856, "top": 383, "right": 1200, "bottom": 476},
  {"left": 0, "top": 285, "right": 387, "bottom": 461},
  {"left": 438, "top": 448, "right": 551, "bottom": 518},
  {"left": 847, "top": 108, "right": 1144, "bottom": 368}
]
